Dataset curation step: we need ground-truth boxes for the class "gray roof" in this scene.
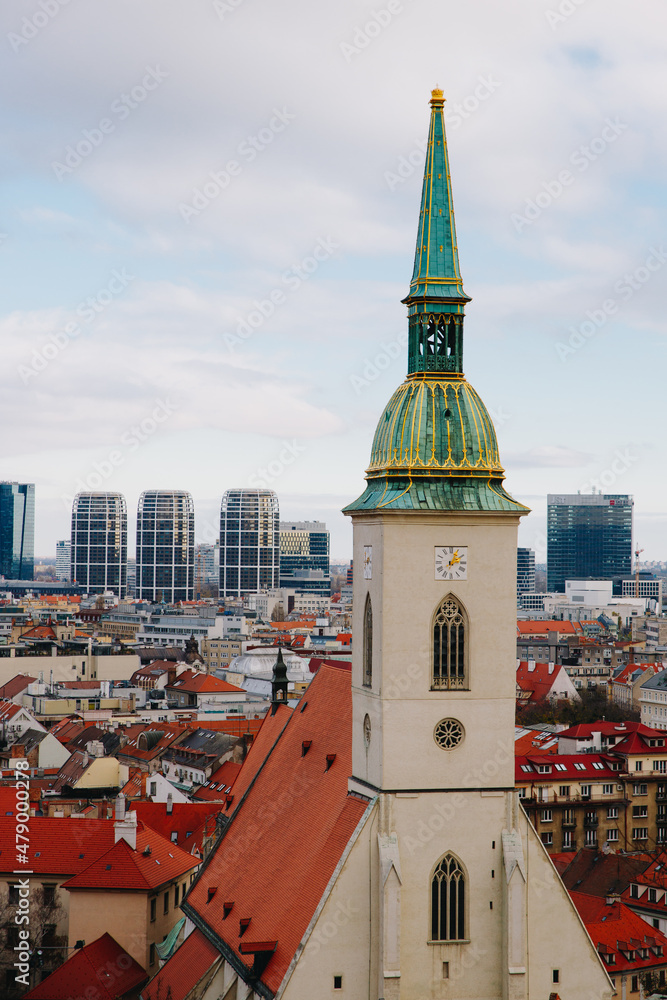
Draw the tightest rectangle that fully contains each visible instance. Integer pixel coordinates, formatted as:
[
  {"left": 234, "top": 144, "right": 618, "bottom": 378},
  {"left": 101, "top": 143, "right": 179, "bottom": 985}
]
[{"left": 641, "top": 672, "right": 667, "bottom": 691}]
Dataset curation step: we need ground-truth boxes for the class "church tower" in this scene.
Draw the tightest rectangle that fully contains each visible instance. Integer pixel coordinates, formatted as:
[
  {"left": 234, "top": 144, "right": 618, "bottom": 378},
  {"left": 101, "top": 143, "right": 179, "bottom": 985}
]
[{"left": 340, "top": 91, "right": 612, "bottom": 1000}]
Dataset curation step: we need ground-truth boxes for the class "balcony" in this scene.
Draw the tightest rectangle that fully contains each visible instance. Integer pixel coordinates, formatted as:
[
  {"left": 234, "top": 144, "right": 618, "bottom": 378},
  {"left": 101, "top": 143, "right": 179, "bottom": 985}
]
[
  {"left": 584, "top": 815, "right": 599, "bottom": 828},
  {"left": 562, "top": 817, "right": 577, "bottom": 828}
]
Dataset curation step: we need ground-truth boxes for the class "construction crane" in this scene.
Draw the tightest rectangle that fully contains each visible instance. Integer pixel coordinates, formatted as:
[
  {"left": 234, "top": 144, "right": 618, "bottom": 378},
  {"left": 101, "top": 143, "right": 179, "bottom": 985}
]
[{"left": 635, "top": 545, "right": 644, "bottom": 599}]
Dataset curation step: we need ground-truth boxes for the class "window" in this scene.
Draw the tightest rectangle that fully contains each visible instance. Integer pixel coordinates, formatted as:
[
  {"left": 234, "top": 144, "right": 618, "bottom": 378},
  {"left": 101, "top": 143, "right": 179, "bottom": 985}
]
[
  {"left": 573, "top": 763, "right": 586, "bottom": 771},
  {"left": 649, "top": 888, "right": 658, "bottom": 903},
  {"left": 174, "top": 884, "right": 179, "bottom": 906},
  {"left": 635, "top": 761, "right": 643, "bottom": 771},
  {"left": 606, "top": 829, "right": 619, "bottom": 842},
  {"left": 554, "top": 764, "right": 567, "bottom": 772},
  {"left": 633, "top": 806, "right": 648, "bottom": 818},
  {"left": 150, "top": 944, "right": 156, "bottom": 966},
  {"left": 562, "top": 831, "right": 573, "bottom": 850},
  {"left": 432, "top": 596, "right": 467, "bottom": 690},
  {"left": 537, "top": 765, "right": 551, "bottom": 774},
  {"left": 363, "top": 596, "right": 372, "bottom": 688},
  {"left": 633, "top": 828, "right": 648, "bottom": 840},
  {"left": 580, "top": 785, "right": 591, "bottom": 797},
  {"left": 633, "top": 783, "right": 647, "bottom": 795},
  {"left": 632, "top": 976, "right": 639, "bottom": 993},
  {"left": 630, "top": 884, "right": 639, "bottom": 898},
  {"left": 333, "top": 976, "right": 342, "bottom": 990},
  {"left": 559, "top": 785, "right": 570, "bottom": 797},
  {"left": 150, "top": 897, "right": 156, "bottom": 921},
  {"left": 541, "top": 832, "right": 553, "bottom": 846},
  {"left": 585, "top": 830, "right": 597, "bottom": 847},
  {"left": 541, "top": 810, "right": 552, "bottom": 823},
  {"left": 655, "top": 760, "right": 667, "bottom": 773},
  {"left": 552, "top": 970, "right": 560, "bottom": 984},
  {"left": 431, "top": 854, "right": 465, "bottom": 941},
  {"left": 42, "top": 885, "right": 56, "bottom": 906},
  {"left": 8, "top": 884, "right": 19, "bottom": 905},
  {"left": 602, "top": 784, "right": 614, "bottom": 795}
]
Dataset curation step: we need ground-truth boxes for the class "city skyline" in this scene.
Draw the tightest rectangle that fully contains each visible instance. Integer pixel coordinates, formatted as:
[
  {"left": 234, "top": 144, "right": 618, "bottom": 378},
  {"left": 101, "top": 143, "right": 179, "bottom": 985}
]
[{"left": 1, "top": 3, "right": 666, "bottom": 564}]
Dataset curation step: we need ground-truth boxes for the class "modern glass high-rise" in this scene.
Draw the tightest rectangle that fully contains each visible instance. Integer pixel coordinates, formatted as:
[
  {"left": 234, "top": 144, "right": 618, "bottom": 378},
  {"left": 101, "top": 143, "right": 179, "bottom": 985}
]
[
  {"left": 55, "top": 540, "right": 71, "bottom": 582},
  {"left": 547, "top": 494, "right": 633, "bottom": 593},
  {"left": 136, "top": 491, "right": 195, "bottom": 603},
  {"left": 0, "top": 482, "right": 35, "bottom": 580},
  {"left": 516, "top": 547, "right": 535, "bottom": 596},
  {"left": 280, "top": 521, "right": 331, "bottom": 594},
  {"left": 220, "top": 489, "right": 279, "bottom": 597},
  {"left": 71, "top": 493, "right": 127, "bottom": 595}
]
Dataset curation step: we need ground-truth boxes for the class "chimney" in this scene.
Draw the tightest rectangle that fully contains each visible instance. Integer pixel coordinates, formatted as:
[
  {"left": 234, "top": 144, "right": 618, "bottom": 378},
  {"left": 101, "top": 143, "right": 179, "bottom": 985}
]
[
  {"left": 114, "top": 800, "right": 137, "bottom": 850},
  {"left": 548, "top": 662, "right": 555, "bottom": 675},
  {"left": 167, "top": 793, "right": 173, "bottom": 815},
  {"left": 528, "top": 660, "right": 536, "bottom": 673}
]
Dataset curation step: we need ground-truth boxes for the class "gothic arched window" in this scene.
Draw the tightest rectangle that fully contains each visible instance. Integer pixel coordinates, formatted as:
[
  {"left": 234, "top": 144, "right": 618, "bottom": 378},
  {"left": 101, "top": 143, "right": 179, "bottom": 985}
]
[
  {"left": 363, "top": 595, "right": 373, "bottom": 688},
  {"left": 432, "top": 595, "right": 468, "bottom": 690},
  {"left": 431, "top": 854, "right": 466, "bottom": 942}
]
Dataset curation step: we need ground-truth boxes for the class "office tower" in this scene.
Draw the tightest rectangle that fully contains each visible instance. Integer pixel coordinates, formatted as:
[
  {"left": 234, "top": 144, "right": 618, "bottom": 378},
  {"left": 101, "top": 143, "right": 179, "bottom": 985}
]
[
  {"left": 279, "top": 521, "right": 331, "bottom": 594},
  {"left": 71, "top": 493, "right": 127, "bottom": 596},
  {"left": 0, "top": 482, "right": 35, "bottom": 580},
  {"left": 219, "top": 489, "right": 279, "bottom": 598},
  {"left": 516, "top": 546, "right": 535, "bottom": 596},
  {"left": 55, "top": 539, "right": 71, "bottom": 582},
  {"left": 547, "top": 493, "right": 633, "bottom": 592},
  {"left": 195, "top": 542, "right": 220, "bottom": 594},
  {"left": 136, "top": 490, "right": 195, "bottom": 603}
]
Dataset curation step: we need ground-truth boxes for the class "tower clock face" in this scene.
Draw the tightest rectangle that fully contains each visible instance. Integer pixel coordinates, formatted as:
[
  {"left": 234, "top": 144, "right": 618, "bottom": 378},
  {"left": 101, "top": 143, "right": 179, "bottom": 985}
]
[
  {"left": 435, "top": 546, "right": 468, "bottom": 581},
  {"left": 363, "top": 545, "right": 372, "bottom": 579}
]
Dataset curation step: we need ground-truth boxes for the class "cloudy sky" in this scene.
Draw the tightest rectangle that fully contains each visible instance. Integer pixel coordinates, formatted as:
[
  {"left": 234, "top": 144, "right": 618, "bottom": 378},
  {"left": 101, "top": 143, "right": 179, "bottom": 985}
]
[{"left": 1, "top": 0, "right": 666, "bottom": 562}]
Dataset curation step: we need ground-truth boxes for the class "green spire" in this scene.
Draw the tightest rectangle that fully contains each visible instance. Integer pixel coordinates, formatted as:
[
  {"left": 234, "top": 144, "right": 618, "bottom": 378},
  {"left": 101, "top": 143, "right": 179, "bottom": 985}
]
[{"left": 404, "top": 89, "right": 470, "bottom": 377}]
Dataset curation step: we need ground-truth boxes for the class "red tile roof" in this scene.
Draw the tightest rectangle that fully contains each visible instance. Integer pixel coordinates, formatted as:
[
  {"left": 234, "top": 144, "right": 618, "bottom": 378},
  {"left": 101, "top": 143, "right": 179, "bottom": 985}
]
[
  {"left": 0, "top": 816, "right": 116, "bottom": 876},
  {"left": 24, "top": 933, "right": 147, "bottom": 1000},
  {"left": 570, "top": 891, "right": 667, "bottom": 973},
  {"left": 517, "top": 620, "right": 584, "bottom": 635},
  {"left": 62, "top": 820, "right": 198, "bottom": 891},
  {"left": 184, "top": 665, "right": 368, "bottom": 995},
  {"left": 513, "top": 728, "right": 560, "bottom": 756},
  {"left": 558, "top": 848, "right": 651, "bottom": 897},
  {"left": 134, "top": 801, "right": 223, "bottom": 852},
  {"left": 50, "top": 717, "right": 87, "bottom": 744},
  {"left": 516, "top": 661, "right": 571, "bottom": 703},
  {"left": 182, "top": 717, "right": 264, "bottom": 738},
  {"left": 193, "top": 761, "right": 241, "bottom": 801},
  {"left": 0, "top": 700, "right": 24, "bottom": 722},
  {"left": 18, "top": 624, "right": 57, "bottom": 639},
  {"left": 141, "top": 928, "right": 220, "bottom": 1000},
  {"left": 167, "top": 669, "right": 244, "bottom": 694},
  {"left": 558, "top": 721, "right": 662, "bottom": 740},
  {"left": 515, "top": 753, "right": 619, "bottom": 782},
  {"left": 308, "top": 657, "right": 352, "bottom": 673},
  {"left": 0, "top": 674, "right": 37, "bottom": 698},
  {"left": 117, "top": 723, "right": 187, "bottom": 763}
]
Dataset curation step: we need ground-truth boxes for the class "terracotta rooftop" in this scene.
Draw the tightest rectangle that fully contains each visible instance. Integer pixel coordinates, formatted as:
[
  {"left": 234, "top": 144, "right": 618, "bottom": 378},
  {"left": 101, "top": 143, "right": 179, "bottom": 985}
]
[
  {"left": 193, "top": 760, "right": 241, "bottom": 802},
  {"left": 62, "top": 819, "right": 199, "bottom": 891},
  {"left": 135, "top": 801, "right": 223, "bottom": 852},
  {"left": 0, "top": 816, "right": 116, "bottom": 876},
  {"left": 167, "top": 669, "right": 244, "bottom": 694},
  {"left": 24, "top": 932, "right": 147, "bottom": 1000},
  {"left": 141, "top": 927, "right": 221, "bottom": 1000},
  {"left": 570, "top": 890, "right": 667, "bottom": 973},
  {"left": 183, "top": 665, "right": 368, "bottom": 995},
  {"left": 558, "top": 848, "right": 651, "bottom": 897},
  {"left": 0, "top": 673, "right": 37, "bottom": 698}
]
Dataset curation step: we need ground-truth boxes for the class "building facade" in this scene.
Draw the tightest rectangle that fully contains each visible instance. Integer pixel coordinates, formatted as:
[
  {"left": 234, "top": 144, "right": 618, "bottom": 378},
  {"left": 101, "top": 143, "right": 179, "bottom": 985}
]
[
  {"left": 517, "top": 546, "right": 535, "bottom": 596},
  {"left": 0, "top": 482, "right": 34, "bottom": 580},
  {"left": 55, "top": 539, "right": 71, "bottom": 582},
  {"left": 195, "top": 542, "right": 219, "bottom": 594},
  {"left": 70, "top": 492, "right": 127, "bottom": 596},
  {"left": 547, "top": 493, "right": 633, "bottom": 592},
  {"left": 219, "top": 488, "right": 279, "bottom": 598},
  {"left": 136, "top": 490, "right": 195, "bottom": 603},
  {"left": 279, "top": 520, "right": 330, "bottom": 594}
]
